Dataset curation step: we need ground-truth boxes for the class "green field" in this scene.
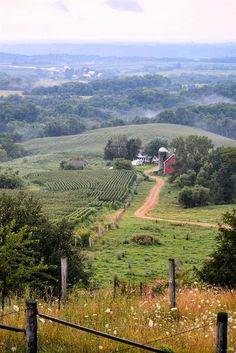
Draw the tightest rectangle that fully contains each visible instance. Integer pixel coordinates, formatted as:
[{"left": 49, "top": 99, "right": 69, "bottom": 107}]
[
  {"left": 4, "top": 123, "right": 236, "bottom": 175},
  {"left": 26, "top": 169, "right": 136, "bottom": 221},
  {"left": 149, "top": 178, "right": 236, "bottom": 224},
  {"left": 90, "top": 178, "right": 217, "bottom": 287}
]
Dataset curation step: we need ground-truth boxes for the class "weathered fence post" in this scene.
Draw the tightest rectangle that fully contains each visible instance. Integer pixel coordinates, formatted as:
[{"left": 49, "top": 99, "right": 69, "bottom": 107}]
[
  {"left": 25, "top": 299, "right": 37, "bottom": 353},
  {"left": 216, "top": 312, "right": 228, "bottom": 353},
  {"left": 61, "top": 256, "right": 68, "bottom": 304},
  {"left": 168, "top": 258, "right": 176, "bottom": 308}
]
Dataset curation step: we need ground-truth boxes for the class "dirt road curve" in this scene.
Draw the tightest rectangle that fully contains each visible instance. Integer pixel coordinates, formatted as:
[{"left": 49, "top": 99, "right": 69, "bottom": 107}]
[{"left": 135, "top": 168, "right": 220, "bottom": 228}]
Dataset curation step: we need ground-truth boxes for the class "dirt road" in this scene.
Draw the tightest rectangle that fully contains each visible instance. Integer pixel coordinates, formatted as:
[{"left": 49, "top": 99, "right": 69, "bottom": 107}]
[{"left": 135, "top": 168, "right": 219, "bottom": 228}]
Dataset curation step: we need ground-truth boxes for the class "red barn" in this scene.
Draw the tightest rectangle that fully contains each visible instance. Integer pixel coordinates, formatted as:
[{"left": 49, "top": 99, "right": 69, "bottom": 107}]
[{"left": 164, "top": 154, "right": 175, "bottom": 175}]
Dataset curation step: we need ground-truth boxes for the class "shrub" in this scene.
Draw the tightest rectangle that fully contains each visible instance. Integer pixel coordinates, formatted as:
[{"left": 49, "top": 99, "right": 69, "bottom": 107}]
[
  {"left": 178, "top": 185, "right": 210, "bottom": 208},
  {"left": 131, "top": 234, "right": 160, "bottom": 245},
  {"left": 113, "top": 158, "right": 133, "bottom": 170},
  {"left": 198, "top": 209, "right": 236, "bottom": 288}
]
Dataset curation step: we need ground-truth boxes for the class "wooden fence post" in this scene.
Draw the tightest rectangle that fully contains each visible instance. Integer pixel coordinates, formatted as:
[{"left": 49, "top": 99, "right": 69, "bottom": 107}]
[
  {"left": 25, "top": 299, "right": 37, "bottom": 353},
  {"left": 61, "top": 256, "right": 68, "bottom": 304},
  {"left": 168, "top": 258, "right": 176, "bottom": 308},
  {"left": 216, "top": 312, "right": 228, "bottom": 353}
]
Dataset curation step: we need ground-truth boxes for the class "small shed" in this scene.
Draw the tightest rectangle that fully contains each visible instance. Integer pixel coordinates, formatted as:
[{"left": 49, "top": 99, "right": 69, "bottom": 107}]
[
  {"left": 67, "top": 159, "right": 87, "bottom": 170},
  {"left": 164, "top": 154, "right": 175, "bottom": 175}
]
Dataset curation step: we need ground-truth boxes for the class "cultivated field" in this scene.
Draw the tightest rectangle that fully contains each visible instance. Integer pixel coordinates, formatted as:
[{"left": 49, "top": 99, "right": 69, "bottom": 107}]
[{"left": 27, "top": 169, "right": 136, "bottom": 221}]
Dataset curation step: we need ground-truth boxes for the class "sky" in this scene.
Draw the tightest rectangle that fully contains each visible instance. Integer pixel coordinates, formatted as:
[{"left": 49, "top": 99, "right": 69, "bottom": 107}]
[{"left": 0, "top": 0, "right": 236, "bottom": 43}]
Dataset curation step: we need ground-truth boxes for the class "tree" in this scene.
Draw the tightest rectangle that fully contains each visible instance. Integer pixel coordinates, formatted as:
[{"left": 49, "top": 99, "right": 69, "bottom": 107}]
[
  {"left": 126, "top": 138, "right": 142, "bottom": 160},
  {"left": 0, "top": 221, "right": 48, "bottom": 310},
  {"left": 0, "top": 192, "right": 90, "bottom": 296},
  {"left": 171, "top": 135, "right": 213, "bottom": 180},
  {"left": 144, "top": 137, "right": 168, "bottom": 158},
  {"left": 196, "top": 147, "right": 236, "bottom": 204},
  {"left": 198, "top": 209, "right": 236, "bottom": 288},
  {"left": 113, "top": 158, "right": 133, "bottom": 170},
  {"left": 104, "top": 136, "right": 128, "bottom": 160}
]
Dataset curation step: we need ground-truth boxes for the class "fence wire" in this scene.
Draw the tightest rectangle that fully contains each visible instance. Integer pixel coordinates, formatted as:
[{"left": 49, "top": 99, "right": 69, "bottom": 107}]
[{"left": 110, "top": 322, "right": 213, "bottom": 353}]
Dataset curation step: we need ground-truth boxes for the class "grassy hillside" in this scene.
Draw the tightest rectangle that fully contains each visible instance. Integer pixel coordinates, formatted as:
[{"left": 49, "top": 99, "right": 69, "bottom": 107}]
[
  {"left": 4, "top": 123, "right": 236, "bottom": 174},
  {"left": 90, "top": 179, "right": 216, "bottom": 286},
  {"left": 149, "top": 177, "right": 236, "bottom": 224}
]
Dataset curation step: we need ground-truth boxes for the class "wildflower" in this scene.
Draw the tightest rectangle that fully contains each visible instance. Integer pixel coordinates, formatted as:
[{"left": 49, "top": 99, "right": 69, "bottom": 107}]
[
  {"left": 105, "top": 323, "right": 109, "bottom": 328},
  {"left": 114, "top": 330, "right": 117, "bottom": 335},
  {"left": 98, "top": 345, "right": 103, "bottom": 350},
  {"left": 105, "top": 308, "right": 111, "bottom": 313},
  {"left": 13, "top": 305, "right": 19, "bottom": 312},
  {"left": 11, "top": 347, "right": 16, "bottom": 352},
  {"left": 148, "top": 319, "right": 154, "bottom": 328}
]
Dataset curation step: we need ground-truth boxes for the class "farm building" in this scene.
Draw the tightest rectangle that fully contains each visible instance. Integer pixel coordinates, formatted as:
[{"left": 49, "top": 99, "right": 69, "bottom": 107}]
[
  {"left": 158, "top": 147, "right": 169, "bottom": 169},
  {"left": 164, "top": 154, "right": 175, "bottom": 175},
  {"left": 61, "top": 159, "right": 88, "bottom": 170}
]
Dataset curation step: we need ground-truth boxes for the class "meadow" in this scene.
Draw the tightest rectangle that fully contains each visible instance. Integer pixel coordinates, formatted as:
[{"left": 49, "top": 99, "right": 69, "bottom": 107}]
[
  {"left": 1, "top": 286, "right": 236, "bottom": 353},
  {"left": 4, "top": 123, "right": 236, "bottom": 175}
]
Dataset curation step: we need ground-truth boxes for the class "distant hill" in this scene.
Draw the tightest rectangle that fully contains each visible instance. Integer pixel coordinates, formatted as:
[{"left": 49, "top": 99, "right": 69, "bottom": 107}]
[{"left": 1, "top": 42, "right": 236, "bottom": 58}]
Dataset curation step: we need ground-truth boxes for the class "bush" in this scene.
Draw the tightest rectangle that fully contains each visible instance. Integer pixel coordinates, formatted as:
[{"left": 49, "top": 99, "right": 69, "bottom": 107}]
[
  {"left": 0, "top": 168, "right": 23, "bottom": 189},
  {"left": 178, "top": 185, "right": 210, "bottom": 208},
  {"left": 113, "top": 158, "right": 133, "bottom": 170},
  {"left": 131, "top": 234, "right": 160, "bottom": 245},
  {"left": 198, "top": 209, "right": 236, "bottom": 288}
]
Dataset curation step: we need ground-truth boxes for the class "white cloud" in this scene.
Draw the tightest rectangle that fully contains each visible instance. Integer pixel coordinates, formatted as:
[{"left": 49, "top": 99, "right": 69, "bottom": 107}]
[{"left": 105, "top": 0, "right": 143, "bottom": 13}]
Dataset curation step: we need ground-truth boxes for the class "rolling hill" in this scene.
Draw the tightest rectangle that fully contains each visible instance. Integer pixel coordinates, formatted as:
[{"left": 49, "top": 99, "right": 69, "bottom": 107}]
[{"left": 4, "top": 123, "right": 236, "bottom": 174}]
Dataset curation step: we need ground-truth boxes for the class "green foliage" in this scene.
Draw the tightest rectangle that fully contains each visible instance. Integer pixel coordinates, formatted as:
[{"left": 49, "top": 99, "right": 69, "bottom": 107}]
[
  {"left": 43, "top": 117, "right": 86, "bottom": 137},
  {"left": 196, "top": 147, "right": 236, "bottom": 204},
  {"left": 171, "top": 135, "right": 213, "bottom": 179},
  {"left": 0, "top": 221, "right": 48, "bottom": 309},
  {"left": 104, "top": 136, "right": 141, "bottom": 161},
  {"left": 113, "top": 158, "right": 133, "bottom": 170},
  {"left": 0, "top": 192, "right": 91, "bottom": 296},
  {"left": 0, "top": 133, "right": 25, "bottom": 161},
  {"left": 175, "top": 170, "right": 196, "bottom": 188},
  {"left": 0, "top": 167, "right": 23, "bottom": 189},
  {"left": 158, "top": 103, "right": 236, "bottom": 139},
  {"left": 178, "top": 185, "right": 210, "bottom": 208},
  {"left": 144, "top": 136, "right": 168, "bottom": 158},
  {"left": 198, "top": 209, "right": 236, "bottom": 288}
]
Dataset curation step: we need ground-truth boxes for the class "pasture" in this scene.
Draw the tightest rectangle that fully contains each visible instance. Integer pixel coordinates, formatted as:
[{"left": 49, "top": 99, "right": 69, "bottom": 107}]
[
  {"left": 90, "top": 179, "right": 217, "bottom": 287},
  {"left": 149, "top": 178, "right": 236, "bottom": 224}
]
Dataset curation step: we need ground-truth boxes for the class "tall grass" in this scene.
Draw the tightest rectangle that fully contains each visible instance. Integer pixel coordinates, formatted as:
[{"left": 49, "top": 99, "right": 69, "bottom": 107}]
[{"left": 1, "top": 286, "right": 236, "bottom": 353}]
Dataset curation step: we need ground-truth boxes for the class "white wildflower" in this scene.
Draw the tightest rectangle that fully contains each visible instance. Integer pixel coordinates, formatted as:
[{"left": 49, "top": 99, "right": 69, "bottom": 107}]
[
  {"left": 148, "top": 319, "right": 154, "bottom": 328},
  {"left": 13, "top": 305, "right": 19, "bottom": 312}
]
